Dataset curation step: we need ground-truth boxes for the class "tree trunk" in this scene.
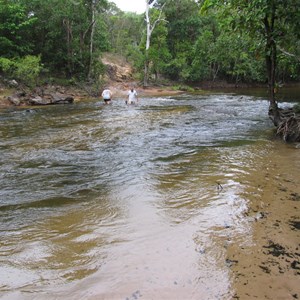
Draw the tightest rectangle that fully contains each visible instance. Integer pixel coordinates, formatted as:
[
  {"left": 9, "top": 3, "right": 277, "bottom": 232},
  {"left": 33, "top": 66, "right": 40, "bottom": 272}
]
[
  {"left": 88, "top": 1, "right": 96, "bottom": 80},
  {"left": 143, "top": 0, "right": 165, "bottom": 87},
  {"left": 264, "top": 5, "right": 281, "bottom": 126},
  {"left": 63, "top": 18, "right": 73, "bottom": 77},
  {"left": 144, "top": 0, "right": 151, "bottom": 87},
  {"left": 144, "top": 50, "right": 150, "bottom": 87}
]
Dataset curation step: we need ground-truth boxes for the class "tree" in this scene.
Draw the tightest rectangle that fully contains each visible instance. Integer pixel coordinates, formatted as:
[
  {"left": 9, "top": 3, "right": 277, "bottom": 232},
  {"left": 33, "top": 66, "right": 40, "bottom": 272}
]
[
  {"left": 143, "top": 0, "right": 166, "bottom": 86},
  {"left": 105, "top": 6, "right": 143, "bottom": 59},
  {"left": 189, "top": 11, "right": 265, "bottom": 83},
  {"left": 22, "top": 0, "right": 109, "bottom": 79},
  {"left": 0, "top": 0, "right": 37, "bottom": 57},
  {"left": 161, "top": 0, "right": 201, "bottom": 81},
  {"left": 87, "top": 0, "right": 110, "bottom": 80},
  {"left": 201, "top": 0, "right": 300, "bottom": 126},
  {"left": 147, "top": 12, "right": 171, "bottom": 82}
]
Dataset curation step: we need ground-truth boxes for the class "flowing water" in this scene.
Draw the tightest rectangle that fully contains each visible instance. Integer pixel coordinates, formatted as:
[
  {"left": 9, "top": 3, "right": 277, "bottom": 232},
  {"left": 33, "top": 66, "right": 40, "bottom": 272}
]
[{"left": 0, "top": 91, "right": 298, "bottom": 299}]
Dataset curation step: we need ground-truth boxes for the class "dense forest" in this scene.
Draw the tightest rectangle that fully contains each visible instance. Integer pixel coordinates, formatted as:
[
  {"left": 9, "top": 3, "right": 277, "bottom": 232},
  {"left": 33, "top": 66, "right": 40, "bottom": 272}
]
[{"left": 1, "top": 0, "right": 299, "bottom": 89}]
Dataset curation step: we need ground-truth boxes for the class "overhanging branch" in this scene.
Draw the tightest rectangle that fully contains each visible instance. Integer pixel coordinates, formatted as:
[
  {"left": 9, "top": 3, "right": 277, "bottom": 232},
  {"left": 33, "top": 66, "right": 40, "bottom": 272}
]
[{"left": 277, "top": 46, "right": 300, "bottom": 62}]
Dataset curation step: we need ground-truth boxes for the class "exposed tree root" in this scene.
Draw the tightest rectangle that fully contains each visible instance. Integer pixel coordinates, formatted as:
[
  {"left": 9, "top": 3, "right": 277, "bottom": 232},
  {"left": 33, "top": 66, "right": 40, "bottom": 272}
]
[{"left": 275, "top": 108, "right": 300, "bottom": 142}]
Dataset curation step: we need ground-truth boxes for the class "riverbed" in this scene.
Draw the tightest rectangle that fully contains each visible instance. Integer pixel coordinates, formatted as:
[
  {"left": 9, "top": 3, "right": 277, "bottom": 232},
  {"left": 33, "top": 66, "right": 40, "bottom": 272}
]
[{"left": 0, "top": 91, "right": 299, "bottom": 299}]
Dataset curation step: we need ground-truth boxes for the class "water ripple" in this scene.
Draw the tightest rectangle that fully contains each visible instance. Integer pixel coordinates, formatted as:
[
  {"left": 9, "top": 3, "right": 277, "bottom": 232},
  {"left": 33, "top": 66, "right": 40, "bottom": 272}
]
[{"left": 0, "top": 92, "right": 276, "bottom": 298}]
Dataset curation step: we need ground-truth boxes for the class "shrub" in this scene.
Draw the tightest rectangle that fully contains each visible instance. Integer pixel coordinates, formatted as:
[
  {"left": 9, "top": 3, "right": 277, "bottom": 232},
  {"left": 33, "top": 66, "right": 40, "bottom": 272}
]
[
  {"left": 14, "top": 55, "right": 42, "bottom": 87},
  {"left": 0, "top": 55, "right": 43, "bottom": 87},
  {"left": 0, "top": 57, "right": 15, "bottom": 73}
]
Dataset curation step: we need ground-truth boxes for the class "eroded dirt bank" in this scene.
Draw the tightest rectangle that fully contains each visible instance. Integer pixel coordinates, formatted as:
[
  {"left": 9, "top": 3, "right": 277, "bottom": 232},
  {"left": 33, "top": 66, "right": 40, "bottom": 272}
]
[{"left": 228, "top": 141, "right": 300, "bottom": 300}]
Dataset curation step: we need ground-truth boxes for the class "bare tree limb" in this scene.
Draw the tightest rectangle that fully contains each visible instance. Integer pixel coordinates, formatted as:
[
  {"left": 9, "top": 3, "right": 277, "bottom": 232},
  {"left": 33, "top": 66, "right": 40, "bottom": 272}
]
[
  {"left": 144, "top": 0, "right": 167, "bottom": 86},
  {"left": 277, "top": 46, "right": 300, "bottom": 62}
]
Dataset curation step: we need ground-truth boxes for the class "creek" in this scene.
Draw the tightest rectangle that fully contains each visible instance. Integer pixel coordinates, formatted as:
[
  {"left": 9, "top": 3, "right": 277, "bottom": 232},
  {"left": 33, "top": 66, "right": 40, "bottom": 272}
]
[{"left": 0, "top": 89, "right": 299, "bottom": 299}]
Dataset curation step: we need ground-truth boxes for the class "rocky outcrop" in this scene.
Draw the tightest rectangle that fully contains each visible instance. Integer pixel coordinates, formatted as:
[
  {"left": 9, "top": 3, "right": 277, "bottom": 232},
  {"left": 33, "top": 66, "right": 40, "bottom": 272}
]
[{"left": 7, "top": 89, "right": 74, "bottom": 106}]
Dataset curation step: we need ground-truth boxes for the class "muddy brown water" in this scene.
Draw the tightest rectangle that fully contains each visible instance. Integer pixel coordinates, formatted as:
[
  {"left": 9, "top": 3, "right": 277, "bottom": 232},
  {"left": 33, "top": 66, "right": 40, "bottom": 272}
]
[{"left": 0, "top": 91, "right": 299, "bottom": 299}]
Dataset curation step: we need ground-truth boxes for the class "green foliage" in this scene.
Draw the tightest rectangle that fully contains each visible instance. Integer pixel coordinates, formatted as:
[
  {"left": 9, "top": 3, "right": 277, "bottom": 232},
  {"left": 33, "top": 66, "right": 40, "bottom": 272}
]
[
  {"left": 156, "top": 0, "right": 269, "bottom": 83},
  {"left": 14, "top": 55, "right": 42, "bottom": 86},
  {"left": 199, "top": 0, "right": 300, "bottom": 85},
  {"left": 147, "top": 12, "right": 171, "bottom": 81},
  {"left": 157, "top": 0, "right": 202, "bottom": 81},
  {"left": 0, "top": 55, "right": 42, "bottom": 86},
  {"left": 172, "top": 84, "right": 194, "bottom": 92},
  {"left": 189, "top": 29, "right": 214, "bottom": 81},
  {"left": 0, "top": 0, "right": 37, "bottom": 57},
  {"left": 106, "top": 9, "right": 143, "bottom": 56},
  {"left": 20, "top": 0, "right": 109, "bottom": 79},
  {"left": 164, "top": 0, "right": 201, "bottom": 58},
  {"left": 126, "top": 44, "right": 144, "bottom": 71},
  {"left": 88, "top": 53, "right": 106, "bottom": 81},
  {"left": 0, "top": 0, "right": 298, "bottom": 87},
  {"left": 0, "top": 57, "right": 15, "bottom": 73}
]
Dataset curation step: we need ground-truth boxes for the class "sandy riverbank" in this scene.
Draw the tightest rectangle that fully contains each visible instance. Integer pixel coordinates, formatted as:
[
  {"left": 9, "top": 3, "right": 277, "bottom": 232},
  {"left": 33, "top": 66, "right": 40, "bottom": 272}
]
[{"left": 228, "top": 141, "right": 300, "bottom": 299}]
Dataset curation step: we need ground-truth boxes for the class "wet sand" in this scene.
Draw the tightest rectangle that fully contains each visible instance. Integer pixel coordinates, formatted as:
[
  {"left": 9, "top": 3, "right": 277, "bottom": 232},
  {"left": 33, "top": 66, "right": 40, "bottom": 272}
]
[{"left": 228, "top": 141, "right": 300, "bottom": 299}]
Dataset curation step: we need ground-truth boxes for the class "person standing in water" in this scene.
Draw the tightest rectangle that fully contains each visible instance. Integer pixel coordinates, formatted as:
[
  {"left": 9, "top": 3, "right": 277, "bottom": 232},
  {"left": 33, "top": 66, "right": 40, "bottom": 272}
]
[
  {"left": 126, "top": 87, "right": 138, "bottom": 105},
  {"left": 101, "top": 88, "right": 112, "bottom": 104}
]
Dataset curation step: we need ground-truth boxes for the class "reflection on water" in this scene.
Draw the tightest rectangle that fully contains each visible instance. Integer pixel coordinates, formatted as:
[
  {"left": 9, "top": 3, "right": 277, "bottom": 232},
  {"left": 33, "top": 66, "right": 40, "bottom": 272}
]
[{"left": 0, "top": 92, "right": 297, "bottom": 299}]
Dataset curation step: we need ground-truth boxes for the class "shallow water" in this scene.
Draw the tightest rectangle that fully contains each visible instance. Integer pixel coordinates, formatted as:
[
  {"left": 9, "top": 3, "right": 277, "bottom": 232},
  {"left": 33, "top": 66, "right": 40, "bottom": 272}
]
[{"left": 0, "top": 91, "right": 298, "bottom": 299}]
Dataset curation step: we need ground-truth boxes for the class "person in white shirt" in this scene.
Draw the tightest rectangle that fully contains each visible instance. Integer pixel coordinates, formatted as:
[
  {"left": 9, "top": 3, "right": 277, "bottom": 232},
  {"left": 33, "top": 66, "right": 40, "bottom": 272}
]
[
  {"left": 101, "top": 88, "right": 112, "bottom": 104},
  {"left": 126, "top": 88, "right": 138, "bottom": 105}
]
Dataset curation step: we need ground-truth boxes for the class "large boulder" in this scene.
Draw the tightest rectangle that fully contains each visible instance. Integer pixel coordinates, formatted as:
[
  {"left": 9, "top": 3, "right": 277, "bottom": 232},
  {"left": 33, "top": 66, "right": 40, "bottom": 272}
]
[
  {"left": 28, "top": 93, "right": 74, "bottom": 105},
  {"left": 7, "top": 91, "right": 26, "bottom": 106},
  {"left": 51, "top": 92, "right": 74, "bottom": 104}
]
